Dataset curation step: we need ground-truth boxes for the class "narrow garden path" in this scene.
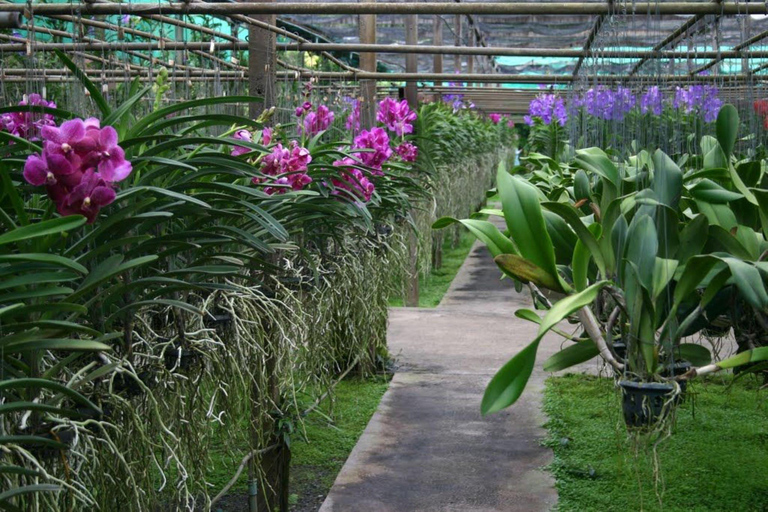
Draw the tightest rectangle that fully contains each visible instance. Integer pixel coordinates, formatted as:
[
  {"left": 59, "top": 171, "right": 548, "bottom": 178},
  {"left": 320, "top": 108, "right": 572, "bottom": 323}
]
[{"left": 319, "top": 219, "right": 563, "bottom": 512}]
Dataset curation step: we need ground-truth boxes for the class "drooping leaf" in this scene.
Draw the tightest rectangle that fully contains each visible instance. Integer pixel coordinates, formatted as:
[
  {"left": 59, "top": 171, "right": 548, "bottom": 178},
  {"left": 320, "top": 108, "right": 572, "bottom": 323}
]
[
  {"left": 674, "top": 343, "right": 712, "bottom": 367},
  {"left": 432, "top": 217, "right": 518, "bottom": 257},
  {"left": 543, "top": 341, "right": 600, "bottom": 372},
  {"left": 497, "top": 168, "right": 560, "bottom": 284},
  {"left": 494, "top": 254, "right": 563, "bottom": 292},
  {"left": 481, "top": 281, "right": 608, "bottom": 415}
]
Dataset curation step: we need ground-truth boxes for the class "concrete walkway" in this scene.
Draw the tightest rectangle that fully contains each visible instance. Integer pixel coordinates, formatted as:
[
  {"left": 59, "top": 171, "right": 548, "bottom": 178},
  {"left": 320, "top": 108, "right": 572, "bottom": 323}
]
[{"left": 319, "top": 229, "right": 564, "bottom": 512}]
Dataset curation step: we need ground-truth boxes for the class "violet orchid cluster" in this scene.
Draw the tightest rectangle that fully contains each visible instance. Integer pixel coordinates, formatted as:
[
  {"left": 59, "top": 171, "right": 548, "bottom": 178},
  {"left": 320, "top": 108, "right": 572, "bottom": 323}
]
[
  {"left": 22, "top": 117, "right": 132, "bottom": 223},
  {"left": 253, "top": 141, "right": 312, "bottom": 195},
  {"left": 524, "top": 93, "right": 567, "bottom": 126},
  {"left": 375, "top": 97, "right": 419, "bottom": 163},
  {"left": 577, "top": 86, "right": 636, "bottom": 121},
  {"left": 640, "top": 86, "right": 664, "bottom": 116},
  {"left": 329, "top": 97, "right": 419, "bottom": 201},
  {"left": 673, "top": 85, "right": 723, "bottom": 123},
  {"left": 0, "top": 94, "right": 57, "bottom": 142}
]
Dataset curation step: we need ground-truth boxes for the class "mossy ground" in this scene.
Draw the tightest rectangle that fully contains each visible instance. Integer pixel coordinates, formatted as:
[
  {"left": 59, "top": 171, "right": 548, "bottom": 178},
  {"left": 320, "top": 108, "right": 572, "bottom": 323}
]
[{"left": 543, "top": 373, "right": 768, "bottom": 512}]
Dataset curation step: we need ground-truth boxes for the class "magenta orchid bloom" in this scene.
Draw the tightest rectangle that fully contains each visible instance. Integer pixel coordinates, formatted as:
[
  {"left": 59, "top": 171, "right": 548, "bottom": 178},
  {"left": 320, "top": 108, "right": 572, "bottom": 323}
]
[
  {"left": 0, "top": 94, "right": 57, "bottom": 142},
  {"left": 231, "top": 129, "right": 253, "bottom": 157},
  {"left": 395, "top": 142, "right": 418, "bottom": 162},
  {"left": 376, "top": 97, "right": 417, "bottom": 137},
  {"left": 253, "top": 141, "right": 312, "bottom": 194},
  {"left": 22, "top": 116, "right": 131, "bottom": 223},
  {"left": 353, "top": 127, "right": 392, "bottom": 174},
  {"left": 489, "top": 113, "right": 502, "bottom": 124},
  {"left": 262, "top": 127, "right": 273, "bottom": 145},
  {"left": 58, "top": 170, "right": 116, "bottom": 223},
  {"left": 332, "top": 157, "right": 375, "bottom": 202},
  {"left": 302, "top": 105, "right": 335, "bottom": 136}
]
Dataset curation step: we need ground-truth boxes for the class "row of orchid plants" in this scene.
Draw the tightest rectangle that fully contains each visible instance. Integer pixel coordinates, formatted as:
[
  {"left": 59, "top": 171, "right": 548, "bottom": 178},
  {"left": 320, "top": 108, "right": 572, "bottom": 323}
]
[
  {"left": 438, "top": 101, "right": 768, "bottom": 427},
  {"left": 0, "top": 50, "right": 505, "bottom": 509}
]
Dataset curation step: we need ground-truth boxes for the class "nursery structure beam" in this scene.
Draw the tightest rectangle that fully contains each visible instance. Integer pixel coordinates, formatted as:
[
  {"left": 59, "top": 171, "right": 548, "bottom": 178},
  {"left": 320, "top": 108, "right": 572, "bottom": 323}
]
[
  {"left": 573, "top": 9, "right": 609, "bottom": 78},
  {"left": 627, "top": 3, "right": 717, "bottom": 77},
  {"left": 692, "top": 27, "right": 768, "bottom": 76},
  {"left": 4, "top": 2, "right": 768, "bottom": 16},
  {"left": 9, "top": 41, "right": 768, "bottom": 60},
  {"left": 359, "top": 0, "right": 378, "bottom": 128},
  {"left": 245, "top": 0, "right": 276, "bottom": 117},
  {"left": 405, "top": 13, "right": 419, "bottom": 308},
  {"left": 4, "top": 69, "right": 766, "bottom": 83}
]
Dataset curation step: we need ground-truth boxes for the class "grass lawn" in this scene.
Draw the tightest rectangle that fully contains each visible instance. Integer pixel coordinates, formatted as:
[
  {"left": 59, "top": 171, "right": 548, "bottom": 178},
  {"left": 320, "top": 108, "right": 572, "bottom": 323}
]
[
  {"left": 389, "top": 223, "right": 478, "bottom": 308},
  {"left": 209, "top": 376, "right": 389, "bottom": 511},
  {"left": 543, "top": 373, "right": 768, "bottom": 512}
]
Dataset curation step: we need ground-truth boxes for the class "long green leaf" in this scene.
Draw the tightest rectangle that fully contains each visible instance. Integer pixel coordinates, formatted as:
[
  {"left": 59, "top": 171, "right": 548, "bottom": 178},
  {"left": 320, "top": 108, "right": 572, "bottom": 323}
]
[{"left": 481, "top": 281, "right": 608, "bottom": 415}]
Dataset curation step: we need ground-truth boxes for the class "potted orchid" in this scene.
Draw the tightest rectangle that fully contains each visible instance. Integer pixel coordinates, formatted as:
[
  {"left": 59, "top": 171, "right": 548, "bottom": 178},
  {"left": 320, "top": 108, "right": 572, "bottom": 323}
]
[{"left": 435, "top": 104, "right": 768, "bottom": 427}]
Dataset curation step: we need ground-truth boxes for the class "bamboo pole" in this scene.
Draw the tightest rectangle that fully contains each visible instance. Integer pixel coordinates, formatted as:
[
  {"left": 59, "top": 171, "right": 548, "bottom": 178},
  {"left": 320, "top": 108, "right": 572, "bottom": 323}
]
[
  {"left": 3, "top": 2, "right": 766, "bottom": 16},
  {"left": 404, "top": 13, "right": 419, "bottom": 308},
  {"left": 359, "top": 0, "right": 378, "bottom": 128},
  {"left": 5, "top": 41, "right": 768, "bottom": 60},
  {"left": 4, "top": 69, "right": 766, "bottom": 83}
]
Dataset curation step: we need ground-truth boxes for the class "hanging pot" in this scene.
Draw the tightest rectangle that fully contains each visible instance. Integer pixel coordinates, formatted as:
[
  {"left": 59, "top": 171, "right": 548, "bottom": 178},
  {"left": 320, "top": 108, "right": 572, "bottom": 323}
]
[
  {"left": 619, "top": 380, "right": 676, "bottom": 428},
  {"left": 661, "top": 361, "right": 692, "bottom": 402}
]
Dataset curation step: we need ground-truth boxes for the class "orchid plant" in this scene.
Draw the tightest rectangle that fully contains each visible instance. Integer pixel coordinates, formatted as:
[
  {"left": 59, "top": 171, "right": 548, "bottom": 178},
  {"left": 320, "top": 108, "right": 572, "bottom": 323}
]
[{"left": 436, "top": 104, "right": 768, "bottom": 421}]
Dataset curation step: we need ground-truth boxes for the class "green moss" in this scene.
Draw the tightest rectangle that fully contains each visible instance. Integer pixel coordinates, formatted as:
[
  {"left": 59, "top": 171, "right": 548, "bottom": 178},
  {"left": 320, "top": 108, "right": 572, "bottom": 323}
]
[
  {"left": 543, "top": 373, "right": 768, "bottom": 512},
  {"left": 389, "top": 227, "right": 477, "bottom": 308}
]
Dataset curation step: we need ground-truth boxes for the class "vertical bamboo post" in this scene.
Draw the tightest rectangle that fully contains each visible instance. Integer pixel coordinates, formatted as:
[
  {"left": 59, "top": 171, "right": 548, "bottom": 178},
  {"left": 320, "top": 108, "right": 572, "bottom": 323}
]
[
  {"left": 250, "top": 298, "right": 290, "bottom": 512},
  {"left": 433, "top": 15, "right": 443, "bottom": 77},
  {"left": 245, "top": 5, "right": 279, "bottom": 507},
  {"left": 454, "top": 15, "right": 462, "bottom": 73},
  {"left": 247, "top": 0, "right": 275, "bottom": 118},
  {"left": 467, "top": 27, "right": 475, "bottom": 75},
  {"left": 359, "top": 0, "right": 377, "bottom": 127},
  {"left": 432, "top": 14, "right": 444, "bottom": 270},
  {"left": 404, "top": 14, "right": 420, "bottom": 307}
]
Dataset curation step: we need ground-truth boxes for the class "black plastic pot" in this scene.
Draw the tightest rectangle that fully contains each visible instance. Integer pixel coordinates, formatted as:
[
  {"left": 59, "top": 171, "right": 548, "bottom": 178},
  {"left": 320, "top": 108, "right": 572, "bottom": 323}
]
[
  {"left": 661, "top": 361, "right": 692, "bottom": 402},
  {"left": 163, "top": 346, "right": 201, "bottom": 371},
  {"left": 612, "top": 340, "right": 627, "bottom": 362},
  {"left": 619, "top": 380, "right": 676, "bottom": 428}
]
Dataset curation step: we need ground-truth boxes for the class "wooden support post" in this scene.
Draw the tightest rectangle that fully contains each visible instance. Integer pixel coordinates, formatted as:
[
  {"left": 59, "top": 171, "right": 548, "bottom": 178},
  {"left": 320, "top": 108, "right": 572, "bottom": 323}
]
[
  {"left": 432, "top": 14, "right": 444, "bottom": 270},
  {"left": 433, "top": 15, "right": 443, "bottom": 76},
  {"left": 454, "top": 15, "right": 462, "bottom": 73},
  {"left": 405, "top": 14, "right": 420, "bottom": 307},
  {"left": 247, "top": 0, "right": 276, "bottom": 118},
  {"left": 250, "top": 307, "right": 290, "bottom": 512},
  {"left": 467, "top": 27, "right": 474, "bottom": 76},
  {"left": 359, "top": 0, "right": 377, "bottom": 127}
]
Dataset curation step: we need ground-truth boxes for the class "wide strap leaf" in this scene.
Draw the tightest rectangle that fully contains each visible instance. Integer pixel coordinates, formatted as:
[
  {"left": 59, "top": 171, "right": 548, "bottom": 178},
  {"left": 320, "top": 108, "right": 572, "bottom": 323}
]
[
  {"left": 497, "top": 167, "right": 561, "bottom": 285},
  {"left": 432, "top": 217, "right": 517, "bottom": 257},
  {"left": 481, "top": 281, "right": 608, "bottom": 415},
  {"left": 494, "top": 254, "right": 563, "bottom": 292}
]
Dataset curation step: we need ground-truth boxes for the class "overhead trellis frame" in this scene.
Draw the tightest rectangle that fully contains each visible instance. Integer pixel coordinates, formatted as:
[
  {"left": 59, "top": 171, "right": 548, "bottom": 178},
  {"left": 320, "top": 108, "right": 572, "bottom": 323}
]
[{"left": 2, "top": 2, "right": 767, "bottom": 15}]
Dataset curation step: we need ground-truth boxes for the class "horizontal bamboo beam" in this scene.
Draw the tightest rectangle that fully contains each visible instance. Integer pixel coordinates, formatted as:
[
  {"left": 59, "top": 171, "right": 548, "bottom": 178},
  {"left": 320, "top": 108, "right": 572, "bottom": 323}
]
[
  {"left": 4, "top": 68, "right": 765, "bottom": 83},
  {"left": 1, "top": 2, "right": 766, "bottom": 16},
  {"left": 6, "top": 41, "right": 768, "bottom": 61}
]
